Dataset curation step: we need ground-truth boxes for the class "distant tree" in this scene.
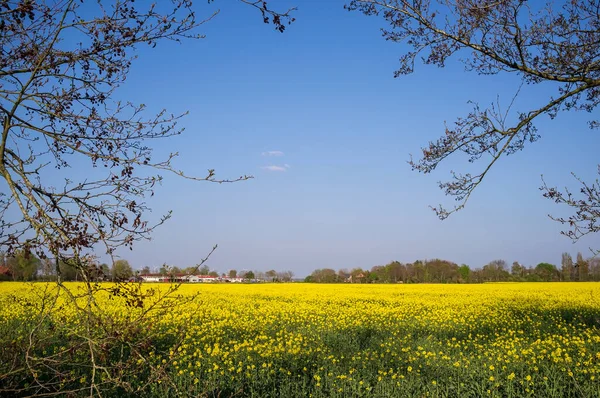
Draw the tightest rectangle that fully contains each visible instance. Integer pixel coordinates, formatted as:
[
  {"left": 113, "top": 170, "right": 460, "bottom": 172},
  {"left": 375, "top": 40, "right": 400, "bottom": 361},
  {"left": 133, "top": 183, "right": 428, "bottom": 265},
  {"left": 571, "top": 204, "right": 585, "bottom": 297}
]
[
  {"left": 458, "top": 264, "right": 471, "bottom": 283},
  {"left": 468, "top": 268, "right": 482, "bottom": 284},
  {"left": 180, "top": 267, "right": 194, "bottom": 275},
  {"left": 141, "top": 266, "right": 151, "bottom": 275},
  {"left": 266, "top": 270, "right": 278, "bottom": 282},
  {"left": 588, "top": 257, "right": 600, "bottom": 282},
  {"left": 511, "top": 262, "right": 525, "bottom": 280},
  {"left": 309, "top": 269, "right": 322, "bottom": 282},
  {"left": 159, "top": 264, "right": 169, "bottom": 276},
  {"left": 6, "top": 250, "right": 40, "bottom": 281},
  {"left": 112, "top": 260, "right": 133, "bottom": 281},
  {"left": 337, "top": 268, "right": 351, "bottom": 282},
  {"left": 279, "top": 270, "right": 294, "bottom": 282},
  {"left": 198, "top": 265, "right": 210, "bottom": 275},
  {"left": 161, "top": 265, "right": 184, "bottom": 282},
  {"left": 424, "top": 259, "right": 459, "bottom": 283},
  {"left": 229, "top": 269, "right": 238, "bottom": 278},
  {"left": 348, "top": 1, "right": 600, "bottom": 250},
  {"left": 370, "top": 265, "right": 388, "bottom": 282},
  {"left": 535, "top": 263, "right": 558, "bottom": 282},
  {"left": 381, "top": 263, "right": 394, "bottom": 282},
  {"left": 576, "top": 252, "right": 589, "bottom": 281},
  {"left": 367, "top": 271, "right": 380, "bottom": 283},
  {"left": 410, "top": 261, "right": 426, "bottom": 283},
  {"left": 482, "top": 260, "right": 508, "bottom": 282},
  {"left": 86, "top": 261, "right": 105, "bottom": 282},
  {"left": 59, "top": 260, "right": 78, "bottom": 281},
  {"left": 244, "top": 271, "right": 255, "bottom": 281},
  {"left": 561, "top": 253, "right": 574, "bottom": 282},
  {"left": 385, "top": 261, "right": 407, "bottom": 283},
  {"left": 208, "top": 271, "right": 219, "bottom": 278},
  {"left": 524, "top": 272, "right": 543, "bottom": 282},
  {"left": 100, "top": 263, "right": 111, "bottom": 281},
  {"left": 310, "top": 268, "right": 338, "bottom": 283},
  {"left": 38, "top": 257, "right": 56, "bottom": 281}
]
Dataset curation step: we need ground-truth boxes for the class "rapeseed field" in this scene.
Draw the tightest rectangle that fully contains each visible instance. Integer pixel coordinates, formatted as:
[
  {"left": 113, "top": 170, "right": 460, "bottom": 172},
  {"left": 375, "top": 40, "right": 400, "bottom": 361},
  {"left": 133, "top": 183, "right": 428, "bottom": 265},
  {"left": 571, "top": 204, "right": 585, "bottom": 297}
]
[{"left": 1, "top": 282, "right": 599, "bottom": 397}]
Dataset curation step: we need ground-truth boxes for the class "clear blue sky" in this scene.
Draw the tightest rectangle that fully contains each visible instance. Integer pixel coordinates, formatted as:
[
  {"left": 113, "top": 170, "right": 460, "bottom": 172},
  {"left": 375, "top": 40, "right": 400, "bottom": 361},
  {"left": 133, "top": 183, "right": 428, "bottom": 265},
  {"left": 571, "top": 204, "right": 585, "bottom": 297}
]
[{"left": 108, "top": 1, "right": 598, "bottom": 276}]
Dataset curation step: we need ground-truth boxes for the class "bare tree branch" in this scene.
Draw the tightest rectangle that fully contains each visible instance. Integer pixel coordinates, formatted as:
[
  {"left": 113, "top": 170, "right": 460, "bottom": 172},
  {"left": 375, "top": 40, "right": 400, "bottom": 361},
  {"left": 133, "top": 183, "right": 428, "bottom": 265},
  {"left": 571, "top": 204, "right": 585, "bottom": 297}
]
[
  {"left": 347, "top": 0, "right": 600, "bottom": 248},
  {"left": 0, "top": 0, "right": 296, "bottom": 395}
]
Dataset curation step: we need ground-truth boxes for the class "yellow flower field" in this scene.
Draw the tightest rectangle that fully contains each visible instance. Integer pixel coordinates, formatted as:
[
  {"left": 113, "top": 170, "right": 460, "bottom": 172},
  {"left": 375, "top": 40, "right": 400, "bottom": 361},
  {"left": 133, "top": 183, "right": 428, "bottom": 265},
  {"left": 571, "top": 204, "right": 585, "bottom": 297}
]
[{"left": 1, "top": 282, "right": 599, "bottom": 397}]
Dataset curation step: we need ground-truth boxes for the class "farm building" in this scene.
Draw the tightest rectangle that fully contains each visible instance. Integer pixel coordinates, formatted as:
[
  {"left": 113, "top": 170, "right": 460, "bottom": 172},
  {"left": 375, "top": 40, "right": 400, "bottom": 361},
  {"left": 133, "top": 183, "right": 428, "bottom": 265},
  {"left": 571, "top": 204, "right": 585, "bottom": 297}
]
[{"left": 139, "top": 274, "right": 222, "bottom": 283}]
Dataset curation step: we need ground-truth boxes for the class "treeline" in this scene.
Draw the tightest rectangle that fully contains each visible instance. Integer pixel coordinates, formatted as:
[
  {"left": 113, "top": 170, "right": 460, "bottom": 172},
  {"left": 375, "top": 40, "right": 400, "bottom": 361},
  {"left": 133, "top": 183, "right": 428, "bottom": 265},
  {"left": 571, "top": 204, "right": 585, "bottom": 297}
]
[
  {"left": 0, "top": 251, "right": 134, "bottom": 282},
  {"left": 3, "top": 250, "right": 599, "bottom": 284},
  {"left": 306, "top": 252, "right": 600, "bottom": 283},
  {"left": 0, "top": 251, "right": 296, "bottom": 283}
]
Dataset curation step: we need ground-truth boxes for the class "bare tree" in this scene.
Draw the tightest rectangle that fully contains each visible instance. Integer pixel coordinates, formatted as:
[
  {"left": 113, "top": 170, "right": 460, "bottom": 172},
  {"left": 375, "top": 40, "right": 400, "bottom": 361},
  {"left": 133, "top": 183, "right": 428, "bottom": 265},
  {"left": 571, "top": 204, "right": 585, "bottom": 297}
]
[
  {"left": 347, "top": 0, "right": 600, "bottom": 251},
  {"left": 266, "top": 269, "right": 278, "bottom": 281},
  {"left": 0, "top": 0, "right": 295, "bottom": 395},
  {"left": 561, "top": 252, "right": 574, "bottom": 281},
  {"left": 279, "top": 270, "right": 294, "bottom": 282},
  {"left": 0, "top": 0, "right": 295, "bottom": 274}
]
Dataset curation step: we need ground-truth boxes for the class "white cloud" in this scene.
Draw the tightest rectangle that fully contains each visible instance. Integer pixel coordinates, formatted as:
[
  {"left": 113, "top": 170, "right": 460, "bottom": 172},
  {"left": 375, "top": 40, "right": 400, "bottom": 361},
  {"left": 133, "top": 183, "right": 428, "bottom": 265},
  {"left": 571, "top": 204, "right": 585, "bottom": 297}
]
[
  {"left": 261, "top": 165, "right": 287, "bottom": 172},
  {"left": 261, "top": 150, "right": 284, "bottom": 157}
]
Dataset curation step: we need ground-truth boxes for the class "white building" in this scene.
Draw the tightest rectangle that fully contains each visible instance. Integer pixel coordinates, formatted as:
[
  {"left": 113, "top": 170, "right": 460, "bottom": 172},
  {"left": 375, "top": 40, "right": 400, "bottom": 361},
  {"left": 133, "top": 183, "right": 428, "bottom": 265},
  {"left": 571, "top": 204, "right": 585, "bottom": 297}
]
[
  {"left": 140, "top": 274, "right": 163, "bottom": 282},
  {"left": 188, "top": 275, "right": 219, "bottom": 283}
]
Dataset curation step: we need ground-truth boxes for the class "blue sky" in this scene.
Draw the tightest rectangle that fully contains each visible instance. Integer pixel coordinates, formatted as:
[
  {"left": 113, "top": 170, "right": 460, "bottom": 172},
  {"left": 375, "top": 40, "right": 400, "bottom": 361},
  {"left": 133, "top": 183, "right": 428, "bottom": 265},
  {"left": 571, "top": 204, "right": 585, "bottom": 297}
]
[{"left": 107, "top": 1, "right": 598, "bottom": 276}]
